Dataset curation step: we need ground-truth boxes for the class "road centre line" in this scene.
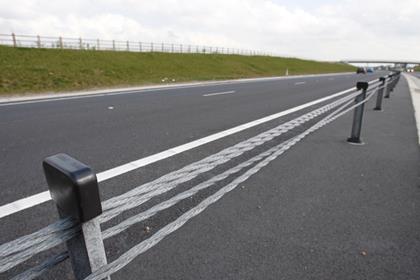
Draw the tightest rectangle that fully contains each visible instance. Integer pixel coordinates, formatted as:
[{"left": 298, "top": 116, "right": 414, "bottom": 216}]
[
  {"left": 294, "top": 81, "right": 306, "bottom": 85},
  {"left": 0, "top": 85, "right": 358, "bottom": 219},
  {"left": 0, "top": 72, "right": 354, "bottom": 106},
  {"left": 203, "top": 91, "right": 236, "bottom": 97}
]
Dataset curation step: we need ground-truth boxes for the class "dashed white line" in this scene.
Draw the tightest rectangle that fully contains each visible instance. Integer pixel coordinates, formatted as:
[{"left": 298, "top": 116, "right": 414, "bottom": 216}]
[
  {"left": 294, "top": 81, "right": 306, "bottom": 85},
  {"left": 202, "top": 91, "right": 236, "bottom": 97},
  {"left": 0, "top": 86, "right": 357, "bottom": 219},
  {"left": 0, "top": 73, "right": 354, "bottom": 106}
]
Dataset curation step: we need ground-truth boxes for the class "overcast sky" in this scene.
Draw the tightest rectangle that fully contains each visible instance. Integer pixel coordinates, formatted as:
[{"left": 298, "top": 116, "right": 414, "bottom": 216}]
[{"left": 0, "top": 0, "right": 419, "bottom": 61}]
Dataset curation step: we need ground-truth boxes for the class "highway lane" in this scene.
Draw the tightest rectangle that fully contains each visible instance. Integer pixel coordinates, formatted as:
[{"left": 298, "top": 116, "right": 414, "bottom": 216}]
[
  {"left": 1, "top": 71, "right": 403, "bottom": 279},
  {"left": 0, "top": 72, "right": 382, "bottom": 209}
]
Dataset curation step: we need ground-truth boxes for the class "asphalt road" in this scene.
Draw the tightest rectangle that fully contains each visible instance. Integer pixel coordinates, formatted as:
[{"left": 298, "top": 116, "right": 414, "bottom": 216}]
[
  {"left": 2, "top": 71, "right": 419, "bottom": 280},
  {"left": 0, "top": 73, "right": 380, "bottom": 205}
]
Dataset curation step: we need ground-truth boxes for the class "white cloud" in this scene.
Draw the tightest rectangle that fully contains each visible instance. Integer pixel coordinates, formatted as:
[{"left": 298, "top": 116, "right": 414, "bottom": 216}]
[{"left": 0, "top": 0, "right": 419, "bottom": 60}]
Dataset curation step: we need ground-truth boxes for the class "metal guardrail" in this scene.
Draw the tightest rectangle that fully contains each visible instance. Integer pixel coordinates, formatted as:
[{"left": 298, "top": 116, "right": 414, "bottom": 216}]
[
  {"left": 0, "top": 33, "right": 272, "bottom": 56},
  {"left": 0, "top": 72, "right": 401, "bottom": 279}
]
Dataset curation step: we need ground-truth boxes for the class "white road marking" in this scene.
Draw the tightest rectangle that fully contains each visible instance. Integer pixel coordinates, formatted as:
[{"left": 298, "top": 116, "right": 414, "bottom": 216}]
[
  {"left": 404, "top": 74, "right": 420, "bottom": 144},
  {"left": 0, "top": 72, "right": 354, "bottom": 106},
  {"left": 203, "top": 91, "right": 236, "bottom": 97},
  {"left": 294, "top": 82, "right": 306, "bottom": 85},
  {"left": 0, "top": 86, "right": 357, "bottom": 219}
]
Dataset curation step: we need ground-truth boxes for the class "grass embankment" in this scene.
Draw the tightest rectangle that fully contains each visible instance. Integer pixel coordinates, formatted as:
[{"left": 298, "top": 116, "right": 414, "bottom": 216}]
[{"left": 0, "top": 45, "right": 355, "bottom": 95}]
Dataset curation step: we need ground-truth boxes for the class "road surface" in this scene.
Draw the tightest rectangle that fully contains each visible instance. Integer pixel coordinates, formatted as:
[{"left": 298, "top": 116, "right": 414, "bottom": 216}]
[{"left": 1, "top": 72, "right": 419, "bottom": 280}]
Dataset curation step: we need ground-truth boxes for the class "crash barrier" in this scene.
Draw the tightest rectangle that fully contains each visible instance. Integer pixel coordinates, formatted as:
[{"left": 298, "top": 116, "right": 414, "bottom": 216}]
[{"left": 0, "top": 72, "right": 401, "bottom": 280}]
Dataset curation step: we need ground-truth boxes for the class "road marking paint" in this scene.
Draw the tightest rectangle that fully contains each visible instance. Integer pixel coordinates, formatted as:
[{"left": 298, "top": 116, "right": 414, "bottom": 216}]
[
  {"left": 203, "top": 91, "right": 236, "bottom": 97},
  {"left": 0, "top": 86, "right": 357, "bottom": 219},
  {"left": 0, "top": 73, "right": 354, "bottom": 106},
  {"left": 404, "top": 74, "right": 420, "bottom": 144},
  {"left": 294, "top": 82, "right": 306, "bottom": 85}
]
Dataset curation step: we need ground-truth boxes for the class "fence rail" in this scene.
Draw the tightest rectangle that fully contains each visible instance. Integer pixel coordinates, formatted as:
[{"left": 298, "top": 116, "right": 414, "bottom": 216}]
[
  {"left": 0, "top": 72, "right": 401, "bottom": 280},
  {"left": 0, "top": 33, "right": 272, "bottom": 56}
]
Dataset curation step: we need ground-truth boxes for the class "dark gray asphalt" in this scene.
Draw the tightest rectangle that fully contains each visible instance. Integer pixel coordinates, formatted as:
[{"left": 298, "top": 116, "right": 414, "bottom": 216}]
[
  {"left": 122, "top": 76, "right": 419, "bottom": 280},
  {"left": 3, "top": 72, "right": 419, "bottom": 280},
  {"left": 0, "top": 73, "right": 379, "bottom": 204}
]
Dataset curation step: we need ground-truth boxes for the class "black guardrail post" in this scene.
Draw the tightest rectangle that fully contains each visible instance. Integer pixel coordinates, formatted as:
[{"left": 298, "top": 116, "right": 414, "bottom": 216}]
[
  {"left": 347, "top": 82, "right": 369, "bottom": 144},
  {"left": 373, "top": 77, "right": 386, "bottom": 111},
  {"left": 390, "top": 72, "right": 400, "bottom": 92},
  {"left": 43, "top": 154, "right": 109, "bottom": 280},
  {"left": 384, "top": 74, "right": 393, "bottom": 99}
]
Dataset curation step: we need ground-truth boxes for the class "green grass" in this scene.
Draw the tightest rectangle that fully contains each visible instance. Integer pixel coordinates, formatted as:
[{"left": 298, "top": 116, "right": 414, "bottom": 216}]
[
  {"left": 415, "top": 65, "right": 420, "bottom": 71},
  {"left": 0, "top": 46, "right": 355, "bottom": 95}
]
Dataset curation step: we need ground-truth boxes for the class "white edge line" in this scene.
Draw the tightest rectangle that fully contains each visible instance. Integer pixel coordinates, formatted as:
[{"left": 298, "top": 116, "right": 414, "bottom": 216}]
[
  {"left": 0, "top": 72, "right": 354, "bottom": 106},
  {"left": 294, "top": 82, "right": 306, "bottom": 85},
  {"left": 0, "top": 85, "right": 357, "bottom": 219},
  {"left": 404, "top": 74, "right": 420, "bottom": 144},
  {"left": 203, "top": 91, "right": 236, "bottom": 97}
]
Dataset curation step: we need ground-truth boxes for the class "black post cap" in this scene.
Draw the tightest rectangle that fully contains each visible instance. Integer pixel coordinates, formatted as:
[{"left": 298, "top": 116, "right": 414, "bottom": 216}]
[
  {"left": 43, "top": 153, "right": 102, "bottom": 223},
  {"left": 356, "top": 81, "right": 369, "bottom": 90},
  {"left": 379, "top": 77, "right": 386, "bottom": 82}
]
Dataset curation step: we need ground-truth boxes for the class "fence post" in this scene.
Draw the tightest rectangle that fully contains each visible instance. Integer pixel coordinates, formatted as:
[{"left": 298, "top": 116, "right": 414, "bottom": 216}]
[
  {"left": 97, "top": 39, "right": 100, "bottom": 50},
  {"left": 37, "top": 35, "right": 41, "bottom": 48},
  {"left": 11, "top": 33, "right": 17, "bottom": 47},
  {"left": 347, "top": 82, "right": 369, "bottom": 144},
  {"left": 373, "top": 77, "right": 386, "bottom": 111},
  {"left": 43, "top": 153, "right": 109, "bottom": 280},
  {"left": 171, "top": 43, "right": 174, "bottom": 53},
  {"left": 139, "top": 42, "right": 142, "bottom": 52},
  {"left": 161, "top": 42, "right": 164, "bottom": 52},
  {"left": 79, "top": 38, "right": 83, "bottom": 50},
  {"left": 126, "top": 40, "right": 129, "bottom": 51},
  {"left": 112, "top": 40, "right": 116, "bottom": 51},
  {"left": 151, "top": 42, "right": 154, "bottom": 52},
  {"left": 59, "top": 36, "right": 63, "bottom": 49}
]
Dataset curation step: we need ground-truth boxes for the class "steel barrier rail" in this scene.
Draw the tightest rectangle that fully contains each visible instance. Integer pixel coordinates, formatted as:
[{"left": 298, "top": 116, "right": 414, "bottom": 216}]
[{"left": 0, "top": 72, "right": 401, "bottom": 280}]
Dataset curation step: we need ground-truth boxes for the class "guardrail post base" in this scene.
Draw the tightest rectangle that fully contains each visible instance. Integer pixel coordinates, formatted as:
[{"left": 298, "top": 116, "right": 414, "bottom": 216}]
[
  {"left": 43, "top": 153, "right": 109, "bottom": 280},
  {"left": 347, "top": 82, "right": 369, "bottom": 145}
]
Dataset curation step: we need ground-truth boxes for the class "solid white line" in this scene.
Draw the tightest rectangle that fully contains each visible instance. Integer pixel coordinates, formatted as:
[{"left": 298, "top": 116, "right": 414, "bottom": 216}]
[
  {"left": 404, "top": 74, "right": 420, "bottom": 144},
  {"left": 294, "top": 82, "right": 306, "bottom": 85},
  {"left": 203, "top": 91, "right": 236, "bottom": 97},
  {"left": 0, "top": 85, "right": 357, "bottom": 219}
]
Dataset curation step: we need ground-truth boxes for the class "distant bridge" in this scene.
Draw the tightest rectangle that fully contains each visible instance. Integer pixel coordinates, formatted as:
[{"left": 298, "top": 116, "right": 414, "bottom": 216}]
[{"left": 341, "top": 60, "right": 420, "bottom": 68}]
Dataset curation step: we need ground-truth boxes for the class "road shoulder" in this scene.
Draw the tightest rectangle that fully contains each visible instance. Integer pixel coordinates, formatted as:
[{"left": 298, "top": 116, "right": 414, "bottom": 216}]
[{"left": 404, "top": 73, "right": 420, "bottom": 144}]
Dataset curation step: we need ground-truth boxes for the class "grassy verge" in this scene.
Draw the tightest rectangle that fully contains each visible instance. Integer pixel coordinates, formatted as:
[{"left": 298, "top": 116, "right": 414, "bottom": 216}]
[{"left": 0, "top": 46, "right": 355, "bottom": 95}]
